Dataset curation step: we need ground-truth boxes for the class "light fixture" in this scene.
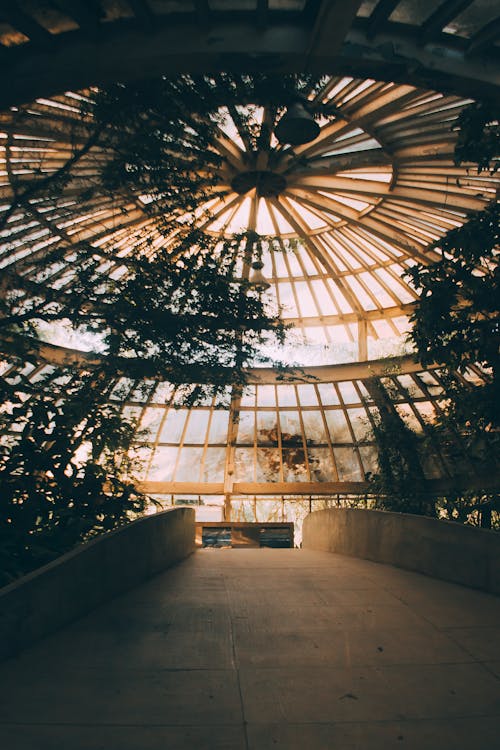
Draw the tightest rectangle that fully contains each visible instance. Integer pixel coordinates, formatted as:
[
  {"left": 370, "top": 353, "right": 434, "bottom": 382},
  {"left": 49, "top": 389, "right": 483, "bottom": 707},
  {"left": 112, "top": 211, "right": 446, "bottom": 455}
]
[
  {"left": 248, "top": 260, "right": 271, "bottom": 291},
  {"left": 275, "top": 101, "right": 320, "bottom": 146}
]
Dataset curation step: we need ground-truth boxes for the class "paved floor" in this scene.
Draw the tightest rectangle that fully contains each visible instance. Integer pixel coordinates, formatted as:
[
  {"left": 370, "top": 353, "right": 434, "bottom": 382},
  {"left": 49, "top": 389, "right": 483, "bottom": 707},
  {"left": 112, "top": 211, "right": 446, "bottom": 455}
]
[{"left": 0, "top": 549, "right": 499, "bottom": 749}]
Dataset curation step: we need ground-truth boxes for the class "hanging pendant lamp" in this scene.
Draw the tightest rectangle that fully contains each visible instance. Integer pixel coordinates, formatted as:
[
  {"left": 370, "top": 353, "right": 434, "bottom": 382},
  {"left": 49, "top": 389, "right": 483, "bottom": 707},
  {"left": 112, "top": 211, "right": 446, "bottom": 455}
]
[
  {"left": 248, "top": 260, "right": 271, "bottom": 291},
  {"left": 275, "top": 101, "right": 320, "bottom": 146}
]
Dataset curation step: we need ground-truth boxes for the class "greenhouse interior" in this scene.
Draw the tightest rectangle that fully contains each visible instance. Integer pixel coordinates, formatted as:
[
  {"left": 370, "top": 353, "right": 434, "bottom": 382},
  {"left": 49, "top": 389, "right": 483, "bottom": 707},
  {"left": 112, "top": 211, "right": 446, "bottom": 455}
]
[{"left": 0, "top": 2, "right": 499, "bottom": 748}]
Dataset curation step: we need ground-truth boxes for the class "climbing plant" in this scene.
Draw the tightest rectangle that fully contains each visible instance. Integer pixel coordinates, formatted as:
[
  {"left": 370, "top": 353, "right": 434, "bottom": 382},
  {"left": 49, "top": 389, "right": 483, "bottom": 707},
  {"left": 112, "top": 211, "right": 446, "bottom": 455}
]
[
  {"left": 371, "top": 98, "right": 500, "bottom": 526},
  {"left": 0, "top": 363, "right": 150, "bottom": 584},
  {"left": 1, "top": 74, "right": 326, "bottom": 579}
]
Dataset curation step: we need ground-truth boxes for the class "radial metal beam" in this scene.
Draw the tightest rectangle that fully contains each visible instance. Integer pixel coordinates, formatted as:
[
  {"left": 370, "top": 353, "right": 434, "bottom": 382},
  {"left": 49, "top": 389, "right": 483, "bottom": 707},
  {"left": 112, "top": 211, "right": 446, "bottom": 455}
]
[{"left": 343, "top": 24, "right": 500, "bottom": 100}]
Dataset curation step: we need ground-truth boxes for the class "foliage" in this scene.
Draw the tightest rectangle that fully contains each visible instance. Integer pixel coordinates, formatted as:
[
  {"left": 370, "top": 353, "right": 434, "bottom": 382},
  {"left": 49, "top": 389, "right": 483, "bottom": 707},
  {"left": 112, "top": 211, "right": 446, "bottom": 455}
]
[
  {"left": 88, "top": 74, "right": 321, "bottom": 223},
  {"left": 0, "top": 364, "right": 148, "bottom": 585},
  {"left": 436, "top": 491, "right": 500, "bottom": 530},
  {"left": 0, "top": 74, "right": 322, "bottom": 384},
  {"left": 390, "top": 97, "right": 500, "bottom": 525},
  {"left": 365, "top": 380, "right": 435, "bottom": 516},
  {"left": 1, "top": 74, "right": 326, "bottom": 580},
  {"left": 406, "top": 202, "right": 499, "bottom": 384},
  {"left": 366, "top": 377, "right": 499, "bottom": 527},
  {"left": 453, "top": 100, "right": 499, "bottom": 174}
]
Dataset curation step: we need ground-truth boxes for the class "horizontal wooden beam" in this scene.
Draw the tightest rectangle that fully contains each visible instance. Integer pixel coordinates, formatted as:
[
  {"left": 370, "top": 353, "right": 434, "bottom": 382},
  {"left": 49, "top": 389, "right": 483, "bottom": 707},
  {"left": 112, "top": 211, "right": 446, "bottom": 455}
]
[
  {"left": 137, "top": 477, "right": 500, "bottom": 496},
  {"left": 0, "top": 331, "right": 434, "bottom": 383},
  {"left": 138, "top": 482, "right": 224, "bottom": 495},
  {"left": 233, "top": 481, "right": 370, "bottom": 495}
]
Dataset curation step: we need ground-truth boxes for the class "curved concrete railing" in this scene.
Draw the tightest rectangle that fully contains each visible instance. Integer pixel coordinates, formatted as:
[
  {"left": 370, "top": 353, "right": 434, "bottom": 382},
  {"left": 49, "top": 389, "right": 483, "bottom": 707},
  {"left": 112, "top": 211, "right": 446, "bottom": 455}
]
[
  {"left": 303, "top": 508, "right": 500, "bottom": 595},
  {"left": 0, "top": 507, "right": 195, "bottom": 660}
]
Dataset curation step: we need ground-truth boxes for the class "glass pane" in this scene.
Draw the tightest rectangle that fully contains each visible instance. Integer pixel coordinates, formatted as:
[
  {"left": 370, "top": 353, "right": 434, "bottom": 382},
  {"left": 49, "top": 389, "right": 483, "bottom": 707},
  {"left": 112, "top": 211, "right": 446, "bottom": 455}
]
[
  {"left": 301, "top": 411, "right": 328, "bottom": 444},
  {"left": 334, "top": 447, "right": 363, "bottom": 481},
  {"left": 308, "top": 447, "right": 336, "bottom": 481},
  {"left": 139, "top": 407, "right": 163, "bottom": 440},
  {"left": 317, "top": 383, "right": 340, "bottom": 405},
  {"left": 175, "top": 447, "right": 203, "bottom": 481},
  {"left": 338, "top": 381, "right": 360, "bottom": 404},
  {"left": 279, "top": 411, "right": 303, "bottom": 445},
  {"left": 256, "top": 411, "right": 279, "bottom": 444},
  {"left": 202, "top": 447, "right": 226, "bottom": 482},
  {"left": 256, "top": 448, "right": 281, "bottom": 481},
  {"left": 282, "top": 447, "right": 308, "bottom": 481},
  {"left": 208, "top": 411, "right": 230, "bottom": 443},
  {"left": 183, "top": 411, "right": 210, "bottom": 444},
  {"left": 234, "top": 447, "right": 255, "bottom": 482},
  {"left": 159, "top": 409, "right": 188, "bottom": 443},
  {"left": 257, "top": 385, "right": 276, "bottom": 407},
  {"left": 296, "top": 384, "right": 318, "bottom": 406},
  {"left": 324, "top": 410, "right": 351, "bottom": 442},
  {"left": 346, "top": 407, "right": 370, "bottom": 441},
  {"left": 236, "top": 411, "right": 255, "bottom": 444},
  {"left": 148, "top": 446, "right": 178, "bottom": 481},
  {"left": 276, "top": 384, "right": 297, "bottom": 406}
]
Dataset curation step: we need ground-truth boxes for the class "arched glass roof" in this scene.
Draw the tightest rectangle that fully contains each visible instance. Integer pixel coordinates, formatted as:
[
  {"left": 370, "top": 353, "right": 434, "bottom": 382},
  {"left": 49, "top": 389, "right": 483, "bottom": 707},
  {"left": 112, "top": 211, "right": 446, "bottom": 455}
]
[
  {"left": 0, "top": 72, "right": 498, "bottom": 522},
  {"left": 1, "top": 76, "right": 497, "bottom": 360},
  {"left": 0, "top": 352, "right": 492, "bottom": 530}
]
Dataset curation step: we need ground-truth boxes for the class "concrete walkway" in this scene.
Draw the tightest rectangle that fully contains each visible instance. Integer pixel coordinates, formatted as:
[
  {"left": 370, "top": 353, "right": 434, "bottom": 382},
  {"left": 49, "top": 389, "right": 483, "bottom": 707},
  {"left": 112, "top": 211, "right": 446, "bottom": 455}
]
[{"left": 0, "top": 549, "right": 499, "bottom": 749}]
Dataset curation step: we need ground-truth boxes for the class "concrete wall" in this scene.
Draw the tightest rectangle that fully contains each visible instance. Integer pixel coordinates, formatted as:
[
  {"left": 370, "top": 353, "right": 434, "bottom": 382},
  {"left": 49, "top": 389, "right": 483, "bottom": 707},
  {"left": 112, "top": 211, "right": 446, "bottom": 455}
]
[
  {"left": 0, "top": 507, "right": 195, "bottom": 660},
  {"left": 302, "top": 508, "right": 500, "bottom": 595}
]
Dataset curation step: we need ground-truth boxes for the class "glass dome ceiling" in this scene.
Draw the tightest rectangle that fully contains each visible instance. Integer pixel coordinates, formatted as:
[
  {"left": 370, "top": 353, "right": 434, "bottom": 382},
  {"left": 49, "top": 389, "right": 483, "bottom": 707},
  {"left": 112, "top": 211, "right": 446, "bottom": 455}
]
[
  {"left": 1, "top": 75, "right": 497, "bottom": 359},
  {"left": 0, "top": 73, "right": 498, "bottom": 521}
]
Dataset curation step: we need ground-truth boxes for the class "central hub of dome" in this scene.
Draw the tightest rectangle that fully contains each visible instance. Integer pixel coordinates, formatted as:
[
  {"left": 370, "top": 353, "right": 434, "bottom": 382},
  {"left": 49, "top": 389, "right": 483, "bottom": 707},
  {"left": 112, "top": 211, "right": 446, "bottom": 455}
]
[{"left": 231, "top": 170, "right": 287, "bottom": 198}]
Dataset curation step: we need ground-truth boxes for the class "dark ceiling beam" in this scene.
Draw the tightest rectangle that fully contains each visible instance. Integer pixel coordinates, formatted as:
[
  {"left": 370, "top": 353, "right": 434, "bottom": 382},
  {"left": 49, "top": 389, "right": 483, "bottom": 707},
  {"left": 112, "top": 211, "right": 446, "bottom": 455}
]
[
  {"left": 0, "top": 2, "right": 53, "bottom": 49},
  {"left": 466, "top": 15, "right": 500, "bottom": 56},
  {"left": 51, "top": 0, "right": 103, "bottom": 32},
  {"left": 420, "top": 0, "right": 474, "bottom": 43},
  {"left": 256, "top": 0, "right": 269, "bottom": 29},
  {"left": 127, "top": 0, "right": 155, "bottom": 28},
  {"left": 194, "top": 0, "right": 210, "bottom": 26},
  {"left": 1, "top": 17, "right": 499, "bottom": 109},
  {"left": 306, "top": 0, "right": 364, "bottom": 62},
  {"left": 366, "top": 0, "right": 401, "bottom": 40},
  {"left": 302, "top": 0, "right": 322, "bottom": 22},
  {"left": 343, "top": 24, "right": 500, "bottom": 102}
]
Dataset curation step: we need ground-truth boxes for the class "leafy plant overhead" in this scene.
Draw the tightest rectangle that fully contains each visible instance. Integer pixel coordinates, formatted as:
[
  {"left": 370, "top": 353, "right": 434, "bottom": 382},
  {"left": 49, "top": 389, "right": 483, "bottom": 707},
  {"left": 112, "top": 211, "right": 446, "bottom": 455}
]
[
  {"left": 0, "top": 73, "right": 333, "bottom": 383},
  {"left": 453, "top": 100, "right": 499, "bottom": 174},
  {"left": 406, "top": 202, "right": 499, "bottom": 381},
  {"left": 0, "top": 74, "right": 325, "bottom": 581},
  {"left": 88, "top": 74, "right": 320, "bottom": 221},
  {"left": 406, "top": 99, "right": 499, "bottom": 436},
  {"left": 0, "top": 363, "right": 148, "bottom": 584},
  {"left": 369, "top": 99, "right": 500, "bottom": 523}
]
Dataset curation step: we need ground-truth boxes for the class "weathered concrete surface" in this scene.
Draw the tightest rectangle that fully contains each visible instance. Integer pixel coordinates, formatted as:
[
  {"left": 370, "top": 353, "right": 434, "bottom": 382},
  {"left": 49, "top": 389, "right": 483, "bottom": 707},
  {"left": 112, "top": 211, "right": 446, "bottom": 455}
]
[
  {"left": 303, "top": 508, "right": 500, "bottom": 595},
  {"left": 0, "top": 548, "right": 499, "bottom": 749},
  {"left": 0, "top": 507, "right": 195, "bottom": 661}
]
